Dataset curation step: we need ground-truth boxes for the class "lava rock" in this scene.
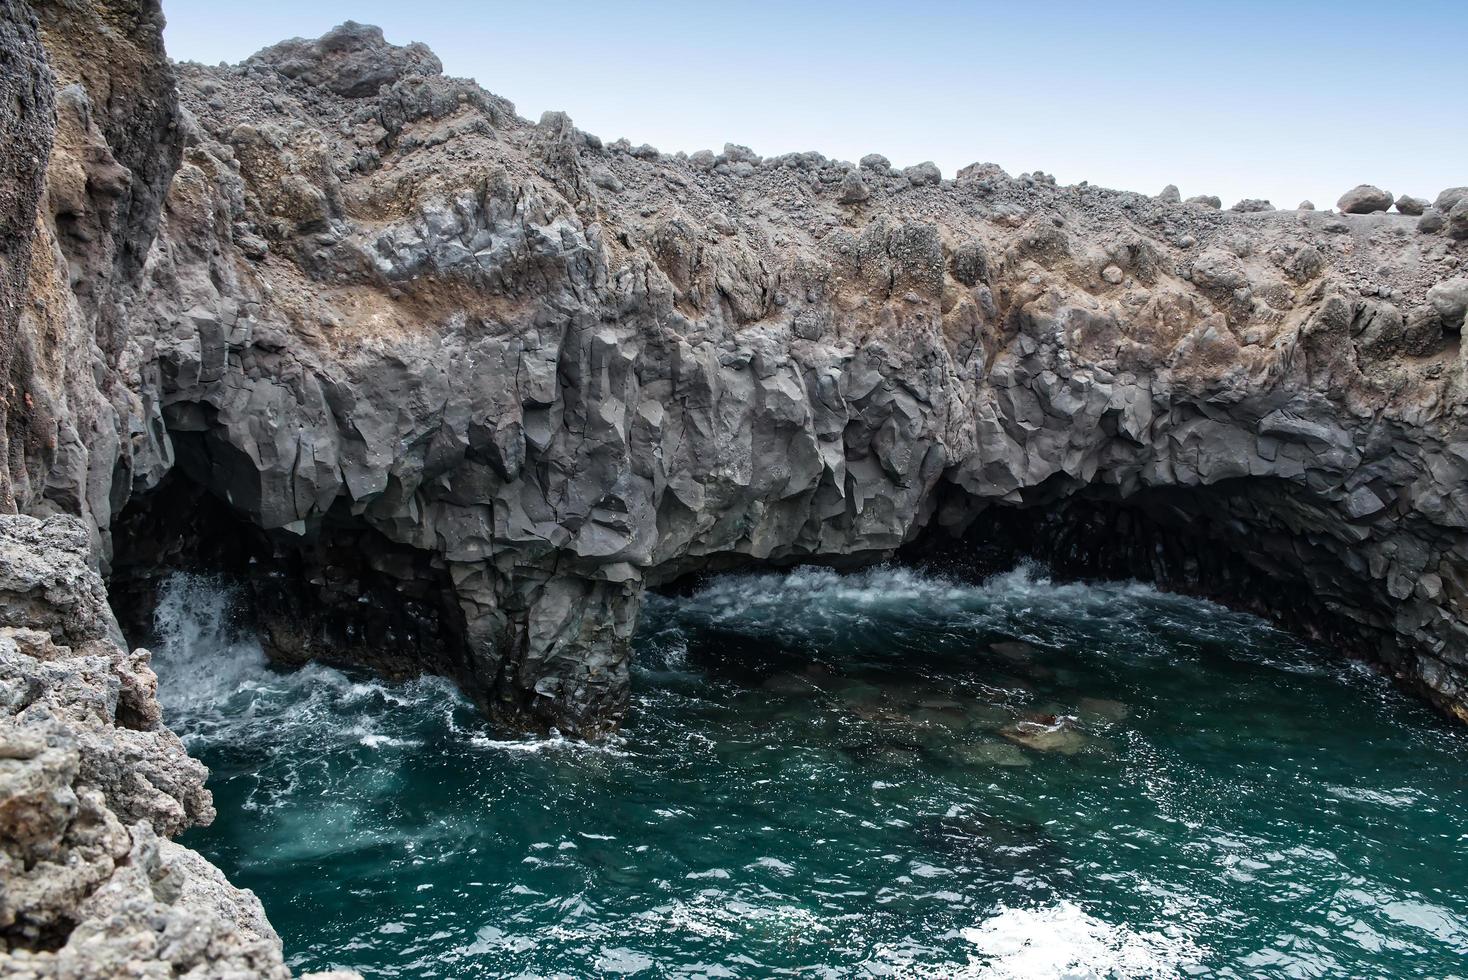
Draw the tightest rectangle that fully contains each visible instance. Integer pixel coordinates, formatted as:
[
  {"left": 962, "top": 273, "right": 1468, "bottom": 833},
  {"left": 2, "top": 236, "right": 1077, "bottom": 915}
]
[
  {"left": 1395, "top": 194, "right": 1428, "bottom": 216},
  {"left": 1450, "top": 200, "right": 1468, "bottom": 240},
  {"left": 1337, "top": 184, "right": 1394, "bottom": 214},
  {"left": 1435, "top": 186, "right": 1468, "bottom": 212},
  {"left": 903, "top": 161, "right": 941, "bottom": 186},
  {"left": 837, "top": 170, "right": 871, "bottom": 204},
  {"left": 1428, "top": 277, "right": 1468, "bottom": 330}
]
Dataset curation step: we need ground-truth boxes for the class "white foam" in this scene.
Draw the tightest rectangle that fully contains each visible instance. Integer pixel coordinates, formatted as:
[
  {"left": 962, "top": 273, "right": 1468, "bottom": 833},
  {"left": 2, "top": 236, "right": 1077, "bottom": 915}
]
[
  {"left": 149, "top": 573, "right": 463, "bottom": 758},
  {"left": 956, "top": 900, "right": 1205, "bottom": 979}
]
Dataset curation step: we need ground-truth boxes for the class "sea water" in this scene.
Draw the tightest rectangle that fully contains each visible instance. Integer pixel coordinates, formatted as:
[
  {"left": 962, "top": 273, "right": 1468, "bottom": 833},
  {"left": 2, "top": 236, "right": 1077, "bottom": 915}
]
[{"left": 150, "top": 566, "right": 1468, "bottom": 978}]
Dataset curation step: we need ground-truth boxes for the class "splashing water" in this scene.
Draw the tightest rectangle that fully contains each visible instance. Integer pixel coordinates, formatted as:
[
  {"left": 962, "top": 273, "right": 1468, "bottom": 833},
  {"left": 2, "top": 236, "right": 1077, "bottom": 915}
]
[{"left": 151, "top": 567, "right": 1468, "bottom": 978}]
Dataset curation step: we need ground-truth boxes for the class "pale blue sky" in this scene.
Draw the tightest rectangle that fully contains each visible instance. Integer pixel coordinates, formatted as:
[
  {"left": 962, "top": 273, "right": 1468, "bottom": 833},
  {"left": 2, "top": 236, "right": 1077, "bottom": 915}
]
[{"left": 163, "top": 1, "right": 1467, "bottom": 210}]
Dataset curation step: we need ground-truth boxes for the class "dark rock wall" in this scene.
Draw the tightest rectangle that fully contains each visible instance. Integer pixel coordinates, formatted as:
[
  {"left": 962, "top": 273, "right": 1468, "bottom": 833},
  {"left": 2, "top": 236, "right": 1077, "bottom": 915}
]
[
  {"left": 0, "top": 0, "right": 55, "bottom": 513},
  {"left": 1, "top": 0, "right": 180, "bottom": 553},
  {"left": 117, "top": 25, "right": 1468, "bottom": 734},
  {"left": 5, "top": 11, "right": 1468, "bottom": 736}
]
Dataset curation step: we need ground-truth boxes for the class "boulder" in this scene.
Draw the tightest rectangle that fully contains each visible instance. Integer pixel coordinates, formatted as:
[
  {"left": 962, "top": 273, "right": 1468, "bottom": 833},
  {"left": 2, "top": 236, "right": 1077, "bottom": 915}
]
[
  {"left": 1435, "top": 186, "right": 1468, "bottom": 212},
  {"left": 1185, "top": 194, "right": 1222, "bottom": 208},
  {"left": 837, "top": 170, "right": 871, "bottom": 204},
  {"left": 1297, "top": 200, "right": 1316, "bottom": 211},
  {"left": 1336, "top": 184, "right": 1394, "bottom": 214},
  {"left": 903, "top": 161, "right": 942, "bottom": 186},
  {"left": 1395, "top": 194, "right": 1428, "bottom": 216},
  {"left": 244, "top": 21, "right": 441, "bottom": 98},
  {"left": 1157, "top": 184, "right": 1181, "bottom": 203},
  {"left": 1428, "top": 277, "right": 1468, "bottom": 330},
  {"left": 1450, "top": 200, "right": 1468, "bottom": 240},
  {"left": 1230, "top": 198, "right": 1275, "bottom": 213}
]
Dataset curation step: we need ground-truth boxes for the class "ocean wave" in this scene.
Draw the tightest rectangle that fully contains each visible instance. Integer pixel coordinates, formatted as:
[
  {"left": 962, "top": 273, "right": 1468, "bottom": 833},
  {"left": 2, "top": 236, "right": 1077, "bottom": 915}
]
[{"left": 956, "top": 900, "right": 1206, "bottom": 979}]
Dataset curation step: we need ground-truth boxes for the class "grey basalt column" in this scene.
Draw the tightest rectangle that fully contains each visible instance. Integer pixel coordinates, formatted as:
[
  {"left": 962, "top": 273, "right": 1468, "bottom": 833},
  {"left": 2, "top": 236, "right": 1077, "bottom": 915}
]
[{"left": 452, "top": 562, "right": 644, "bottom": 737}]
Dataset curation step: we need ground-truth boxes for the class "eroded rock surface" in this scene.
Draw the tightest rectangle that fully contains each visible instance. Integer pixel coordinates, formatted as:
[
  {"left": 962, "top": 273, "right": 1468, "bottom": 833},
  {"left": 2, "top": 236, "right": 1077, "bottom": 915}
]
[
  {"left": 106, "top": 20, "right": 1468, "bottom": 733},
  {"left": 6, "top": 10, "right": 1468, "bottom": 743},
  {"left": 0, "top": 514, "right": 294, "bottom": 977}
]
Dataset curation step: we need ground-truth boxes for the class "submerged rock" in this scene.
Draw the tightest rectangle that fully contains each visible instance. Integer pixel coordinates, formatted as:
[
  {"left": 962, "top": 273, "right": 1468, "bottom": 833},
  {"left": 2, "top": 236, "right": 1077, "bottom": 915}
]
[
  {"left": 762, "top": 671, "right": 819, "bottom": 696},
  {"left": 1076, "top": 697, "right": 1131, "bottom": 725},
  {"left": 954, "top": 741, "right": 1033, "bottom": 767},
  {"left": 999, "top": 715, "right": 1089, "bottom": 754},
  {"left": 990, "top": 640, "right": 1040, "bottom": 663}
]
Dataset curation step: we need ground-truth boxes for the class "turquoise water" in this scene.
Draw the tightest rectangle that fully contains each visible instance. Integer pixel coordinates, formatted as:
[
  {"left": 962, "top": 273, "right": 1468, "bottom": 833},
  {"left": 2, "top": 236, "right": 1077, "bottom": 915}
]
[{"left": 153, "top": 566, "right": 1468, "bottom": 978}]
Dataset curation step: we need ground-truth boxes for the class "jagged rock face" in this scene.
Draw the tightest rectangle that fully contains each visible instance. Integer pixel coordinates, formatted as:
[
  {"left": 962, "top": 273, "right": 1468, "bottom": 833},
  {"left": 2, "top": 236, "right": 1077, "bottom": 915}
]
[
  {"left": 0, "top": 0, "right": 55, "bottom": 513},
  {"left": 0, "top": 6, "right": 366, "bottom": 976},
  {"left": 2, "top": 0, "right": 181, "bottom": 557},
  {"left": 0, "top": 514, "right": 293, "bottom": 977},
  {"left": 93, "top": 23, "right": 1468, "bottom": 735},
  {"left": 7, "top": 10, "right": 1468, "bottom": 735}
]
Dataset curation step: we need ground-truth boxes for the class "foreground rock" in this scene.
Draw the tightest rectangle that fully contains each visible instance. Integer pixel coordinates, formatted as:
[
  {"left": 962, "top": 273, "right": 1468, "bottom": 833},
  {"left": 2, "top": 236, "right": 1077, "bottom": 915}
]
[
  {"left": 7, "top": 8, "right": 1468, "bottom": 745},
  {"left": 0, "top": 515, "right": 295, "bottom": 977}
]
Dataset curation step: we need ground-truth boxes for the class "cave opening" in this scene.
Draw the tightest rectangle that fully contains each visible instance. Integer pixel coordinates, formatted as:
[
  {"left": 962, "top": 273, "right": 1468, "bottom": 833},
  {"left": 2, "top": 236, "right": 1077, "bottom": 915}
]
[
  {"left": 902, "top": 476, "right": 1382, "bottom": 663},
  {"left": 111, "top": 448, "right": 1402, "bottom": 733},
  {"left": 108, "top": 438, "right": 472, "bottom": 690}
]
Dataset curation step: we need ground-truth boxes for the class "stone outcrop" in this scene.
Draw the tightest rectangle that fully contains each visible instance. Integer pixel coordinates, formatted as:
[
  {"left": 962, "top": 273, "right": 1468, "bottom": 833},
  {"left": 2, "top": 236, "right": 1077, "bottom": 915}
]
[
  {"left": 6, "top": 10, "right": 1468, "bottom": 744},
  {"left": 0, "top": 5, "right": 365, "bottom": 976},
  {"left": 0, "top": 514, "right": 294, "bottom": 977},
  {"left": 108, "top": 18, "right": 1468, "bottom": 736}
]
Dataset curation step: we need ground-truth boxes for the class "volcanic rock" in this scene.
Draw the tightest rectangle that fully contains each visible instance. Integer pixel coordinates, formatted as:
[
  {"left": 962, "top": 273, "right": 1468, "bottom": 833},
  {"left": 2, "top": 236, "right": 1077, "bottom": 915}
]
[
  {"left": 1337, "top": 184, "right": 1394, "bottom": 214},
  {"left": 1395, "top": 194, "right": 1428, "bottom": 216}
]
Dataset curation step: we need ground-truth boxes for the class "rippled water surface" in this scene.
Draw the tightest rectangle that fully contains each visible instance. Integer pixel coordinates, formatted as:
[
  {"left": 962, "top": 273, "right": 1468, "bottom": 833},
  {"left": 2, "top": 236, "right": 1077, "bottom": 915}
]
[{"left": 153, "top": 566, "right": 1468, "bottom": 978}]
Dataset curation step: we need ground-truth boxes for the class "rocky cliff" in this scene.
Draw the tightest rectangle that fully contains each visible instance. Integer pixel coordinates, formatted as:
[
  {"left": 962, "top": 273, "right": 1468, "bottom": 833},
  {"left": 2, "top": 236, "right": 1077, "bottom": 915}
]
[
  {"left": 2, "top": 3, "right": 1466, "bottom": 973},
  {"left": 107, "top": 21, "right": 1468, "bottom": 736},
  {"left": 10, "top": 13, "right": 1468, "bottom": 739},
  {"left": 0, "top": 513, "right": 296, "bottom": 977}
]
